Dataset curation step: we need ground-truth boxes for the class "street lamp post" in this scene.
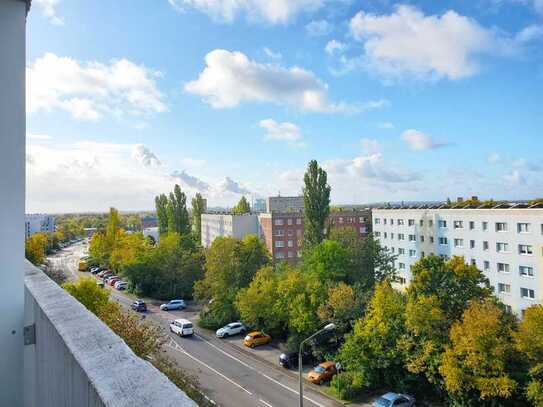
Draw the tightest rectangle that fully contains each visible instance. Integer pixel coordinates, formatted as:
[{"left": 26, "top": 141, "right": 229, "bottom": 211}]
[{"left": 298, "top": 323, "right": 336, "bottom": 407}]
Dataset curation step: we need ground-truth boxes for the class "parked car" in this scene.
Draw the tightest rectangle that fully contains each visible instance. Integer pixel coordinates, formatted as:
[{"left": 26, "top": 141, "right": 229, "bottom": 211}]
[
  {"left": 373, "top": 393, "right": 415, "bottom": 407},
  {"left": 96, "top": 280, "right": 105, "bottom": 288},
  {"left": 307, "top": 361, "right": 337, "bottom": 385},
  {"left": 243, "top": 331, "right": 271, "bottom": 348},
  {"left": 89, "top": 267, "right": 100, "bottom": 274},
  {"left": 169, "top": 319, "right": 194, "bottom": 337},
  {"left": 216, "top": 322, "right": 247, "bottom": 338},
  {"left": 114, "top": 281, "right": 127, "bottom": 290},
  {"left": 98, "top": 270, "right": 111, "bottom": 278},
  {"left": 108, "top": 277, "right": 121, "bottom": 286},
  {"left": 160, "top": 300, "right": 186, "bottom": 311},
  {"left": 278, "top": 351, "right": 313, "bottom": 369},
  {"left": 78, "top": 260, "right": 88, "bottom": 271},
  {"left": 131, "top": 300, "right": 147, "bottom": 312}
]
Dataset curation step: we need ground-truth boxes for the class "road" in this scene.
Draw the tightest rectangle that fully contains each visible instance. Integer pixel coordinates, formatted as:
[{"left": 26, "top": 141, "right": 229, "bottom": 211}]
[{"left": 48, "top": 243, "right": 344, "bottom": 407}]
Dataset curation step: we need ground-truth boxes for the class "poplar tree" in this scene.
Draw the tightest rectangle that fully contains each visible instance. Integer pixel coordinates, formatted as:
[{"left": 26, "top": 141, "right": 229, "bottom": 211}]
[{"left": 303, "top": 160, "right": 331, "bottom": 247}]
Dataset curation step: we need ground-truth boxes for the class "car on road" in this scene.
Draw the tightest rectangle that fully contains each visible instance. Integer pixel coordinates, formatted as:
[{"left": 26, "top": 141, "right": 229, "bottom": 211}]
[
  {"left": 131, "top": 300, "right": 147, "bottom": 312},
  {"left": 278, "top": 351, "right": 313, "bottom": 369},
  {"left": 114, "top": 281, "right": 127, "bottom": 290},
  {"left": 373, "top": 392, "right": 415, "bottom": 407},
  {"left": 243, "top": 331, "right": 271, "bottom": 348},
  {"left": 307, "top": 361, "right": 337, "bottom": 385},
  {"left": 160, "top": 299, "right": 186, "bottom": 311},
  {"left": 169, "top": 318, "right": 194, "bottom": 337},
  {"left": 216, "top": 322, "right": 246, "bottom": 338}
]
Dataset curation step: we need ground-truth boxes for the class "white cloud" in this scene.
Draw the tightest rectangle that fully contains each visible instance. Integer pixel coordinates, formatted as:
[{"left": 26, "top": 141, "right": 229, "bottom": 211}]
[
  {"left": 325, "top": 40, "right": 347, "bottom": 55},
  {"left": 263, "top": 47, "right": 282, "bottom": 60},
  {"left": 306, "top": 20, "right": 333, "bottom": 36},
  {"left": 132, "top": 144, "right": 162, "bottom": 167},
  {"left": 171, "top": 170, "right": 210, "bottom": 191},
  {"left": 27, "top": 53, "right": 167, "bottom": 121},
  {"left": 349, "top": 5, "right": 498, "bottom": 81},
  {"left": 401, "top": 129, "right": 446, "bottom": 151},
  {"left": 259, "top": 119, "right": 305, "bottom": 147},
  {"left": 216, "top": 177, "right": 251, "bottom": 194},
  {"left": 170, "top": 170, "right": 251, "bottom": 196},
  {"left": 169, "top": 0, "right": 327, "bottom": 24},
  {"left": 515, "top": 24, "right": 543, "bottom": 43},
  {"left": 35, "top": 0, "right": 64, "bottom": 25},
  {"left": 185, "top": 49, "right": 358, "bottom": 113},
  {"left": 360, "top": 138, "right": 381, "bottom": 154},
  {"left": 488, "top": 152, "right": 501, "bottom": 164},
  {"left": 378, "top": 122, "right": 394, "bottom": 129}
]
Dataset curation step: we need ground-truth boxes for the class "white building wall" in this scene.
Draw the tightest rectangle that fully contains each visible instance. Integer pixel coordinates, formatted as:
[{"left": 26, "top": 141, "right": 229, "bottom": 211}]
[
  {"left": 25, "top": 214, "right": 56, "bottom": 238},
  {"left": 372, "top": 208, "right": 543, "bottom": 315},
  {"left": 0, "top": 0, "right": 27, "bottom": 404},
  {"left": 200, "top": 214, "right": 259, "bottom": 248}
]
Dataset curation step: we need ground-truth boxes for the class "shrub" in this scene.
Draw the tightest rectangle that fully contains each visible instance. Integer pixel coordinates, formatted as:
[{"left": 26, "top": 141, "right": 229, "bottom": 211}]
[{"left": 330, "top": 371, "right": 366, "bottom": 401}]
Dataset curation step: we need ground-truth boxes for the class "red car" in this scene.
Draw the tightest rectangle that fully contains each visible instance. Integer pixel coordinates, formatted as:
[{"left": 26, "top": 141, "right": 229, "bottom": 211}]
[{"left": 108, "top": 277, "right": 120, "bottom": 286}]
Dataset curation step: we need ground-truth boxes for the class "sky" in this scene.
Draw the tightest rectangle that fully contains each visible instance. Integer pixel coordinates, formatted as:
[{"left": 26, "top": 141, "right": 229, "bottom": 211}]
[{"left": 26, "top": 0, "right": 543, "bottom": 213}]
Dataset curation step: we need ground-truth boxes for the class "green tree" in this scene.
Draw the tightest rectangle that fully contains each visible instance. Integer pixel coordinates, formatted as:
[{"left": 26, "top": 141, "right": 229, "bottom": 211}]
[
  {"left": 63, "top": 277, "right": 110, "bottom": 315},
  {"left": 155, "top": 193, "right": 169, "bottom": 234},
  {"left": 167, "top": 184, "right": 190, "bottom": 235},
  {"left": 191, "top": 193, "right": 206, "bottom": 243},
  {"left": 232, "top": 196, "right": 251, "bottom": 214},
  {"left": 440, "top": 300, "right": 519, "bottom": 404},
  {"left": 515, "top": 305, "right": 543, "bottom": 406},
  {"left": 302, "top": 239, "right": 350, "bottom": 282},
  {"left": 317, "top": 282, "right": 362, "bottom": 335},
  {"left": 303, "top": 160, "right": 331, "bottom": 247},
  {"left": 25, "top": 233, "right": 48, "bottom": 265}
]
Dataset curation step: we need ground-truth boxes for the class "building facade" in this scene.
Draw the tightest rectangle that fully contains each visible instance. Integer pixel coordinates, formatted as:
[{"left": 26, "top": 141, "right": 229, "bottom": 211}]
[
  {"left": 25, "top": 214, "right": 55, "bottom": 239},
  {"left": 201, "top": 213, "right": 259, "bottom": 248},
  {"left": 372, "top": 207, "right": 543, "bottom": 315},
  {"left": 253, "top": 198, "right": 266, "bottom": 213},
  {"left": 266, "top": 196, "right": 304, "bottom": 213}
]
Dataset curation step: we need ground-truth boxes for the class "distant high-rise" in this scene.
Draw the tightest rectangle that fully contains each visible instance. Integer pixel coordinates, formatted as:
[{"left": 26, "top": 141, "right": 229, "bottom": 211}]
[
  {"left": 266, "top": 195, "right": 304, "bottom": 213},
  {"left": 24, "top": 214, "right": 55, "bottom": 239}
]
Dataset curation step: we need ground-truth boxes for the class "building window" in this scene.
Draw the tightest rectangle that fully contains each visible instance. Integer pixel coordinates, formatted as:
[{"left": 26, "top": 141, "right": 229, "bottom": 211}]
[
  {"left": 420, "top": 235, "right": 425, "bottom": 242},
  {"left": 469, "top": 221, "right": 475, "bottom": 230},
  {"left": 275, "top": 240, "right": 284, "bottom": 248},
  {"left": 359, "top": 217, "right": 366, "bottom": 223},
  {"left": 275, "top": 252, "right": 285, "bottom": 259},
  {"left": 398, "top": 248, "right": 405, "bottom": 255},
  {"left": 338, "top": 217, "right": 344, "bottom": 224},
  {"left": 287, "top": 240, "right": 293, "bottom": 248},
  {"left": 495, "top": 222, "right": 508, "bottom": 232},
  {"left": 296, "top": 218, "right": 302, "bottom": 225},
  {"left": 409, "top": 249, "right": 416, "bottom": 257},
  {"left": 391, "top": 247, "right": 395, "bottom": 253},
  {"left": 398, "top": 233, "right": 405, "bottom": 240},
  {"left": 520, "top": 266, "right": 534, "bottom": 277},
  {"left": 398, "top": 277, "right": 407, "bottom": 284},
  {"left": 470, "top": 258, "right": 476, "bottom": 266},
  {"left": 482, "top": 221, "right": 488, "bottom": 231},
  {"left": 398, "top": 219, "right": 404, "bottom": 225},
  {"left": 496, "top": 242, "right": 509, "bottom": 253},
  {"left": 287, "top": 251, "right": 294, "bottom": 258},
  {"left": 521, "top": 288, "right": 535, "bottom": 299},
  {"left": 517, "top": 223, "right": 530, "bottom": 233},
  {"left": 287, "top": 218, "right": 293, "bottom": 226},
  {"left": 454, "top": 238, "right": 464, "bottom": 248},
  {"left": 439, "top": 237, "right": 448, "bottom": 245},
  {"left": 408, "top": 219, "right": 415, "bottom": 226},
  {"left": 384, "top": 232, "right": 388, "bottom": 239},
  {"left": 274, "top": 229, "right": 284, "bottom": 237},
  {"left": 497, "top": 263, "right": 510, "bottom": 273},
  {"left": 453, "top": 220, "right": 463, "bottom": 229},
  {"left": 274, "top": 219, "right": 284, "bottom": 226},
  {"left": 287, "top": 230, "right": 294, "bottom": 237},
  {"left": 409, "top": 234, "right": 416, "bottom": 242},
  {"left": 420, "top": 219, "right": 424, "bottom": 227},
  {"left": 429, "top": 220, "right": 434, "bottom": 227},
  {"left": 430, "top": 236, "right": 434, "bottom": 243},
  {"left": 421, "top": 251, "right": 425, "bottom": 257},
  {"left": 519, "top": 244, "right": 533, "bottom": 255},
  {"left": 399, "top": 262, "right": 406, "bottom": 269},
  {"left": 375, "top": 218, "right": 380, "bottom": 224},
  {"left": 390, "top": 219, "right": 393, "bottom": 225},
  {"left": 359, "top": 227, "right": 366, "bottom": 234},
  {"left": 483, "top": 241, "right": 489, "bottom": 251},
  {"left": 484, "top": 261, "right": 490, "bottom": 271},
  {"left": 504, "top": 304, "right": 512, "bottom": 313},
  {"left": 384, "top": 218, "right": 387, "bottom": 225},
  {"left": 470, "top": 240, "right": 475, "bottom": 249},
  {"left": 438, "top": 220, "right": 447, "bottom": 228},
  {"left": 498, "top": 283, "right": 511, "bottom": 294}
]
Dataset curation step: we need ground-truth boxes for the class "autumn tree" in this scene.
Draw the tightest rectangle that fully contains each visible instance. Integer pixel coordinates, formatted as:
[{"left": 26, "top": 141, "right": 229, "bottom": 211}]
[
  {"left": 63, "top": 277, "right": 110, "bottom": 315},
  {"left": 440, "top": 300, "right": 520, "bottom": 405},
  {"left": 232, "top": 196, "right": 251, "bottom": 214},
  {"left": 155, "top": 193, "right": 169, "bottom": 234},
  {"left": 191, "top": 193, "right": 206, "bottom": 243},
  {"left": 25, "top": 232, "right": 48, "bottom": 265},
  {"left": 317, "top": 282, "right": 362, "bottom": 335},
  {"left": 303, "top": 160, "right": 330, "bottom": 247}
]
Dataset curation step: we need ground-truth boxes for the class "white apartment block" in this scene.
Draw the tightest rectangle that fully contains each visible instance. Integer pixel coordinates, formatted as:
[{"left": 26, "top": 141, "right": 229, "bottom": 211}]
[
  {"left": 25, "top": 214, "right": 55, "bottom": 239},
  {"left": 201, "top": 213, "right": 259, "bottom": 248},
  {"left": 372, "top": 206, "right": 543, "bottom": 315}
]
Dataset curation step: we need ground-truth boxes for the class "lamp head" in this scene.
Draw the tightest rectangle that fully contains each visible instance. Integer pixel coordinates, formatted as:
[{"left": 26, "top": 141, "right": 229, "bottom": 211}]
[{"left": 324, "top": 323, "right": 336, "bottom": 331}]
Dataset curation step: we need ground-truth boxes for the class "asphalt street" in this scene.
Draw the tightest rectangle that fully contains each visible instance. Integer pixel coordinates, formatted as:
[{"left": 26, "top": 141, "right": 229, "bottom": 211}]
[{"left": 48, "top": 243, "right": 345, "bottom": 407}]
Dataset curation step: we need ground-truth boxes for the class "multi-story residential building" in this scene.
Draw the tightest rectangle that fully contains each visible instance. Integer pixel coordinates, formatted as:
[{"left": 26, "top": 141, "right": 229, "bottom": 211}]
[
  {"left": 24, "top": 214, "right": 55, "bottom": 239},
  {"left": 266, "top": 195, "right": 304, "bottom": 213},
  {"left": 372, "top": 205, "right": 543, "bottom": 315},
  {"left": 200, "top": 213, "right": 259, "bottom": 248},
  {"left": 253, "top": 198, "right": 266, "bottom": 212},
  {"left": 259, "top": 209, "right": 372, "bottom": 263}
]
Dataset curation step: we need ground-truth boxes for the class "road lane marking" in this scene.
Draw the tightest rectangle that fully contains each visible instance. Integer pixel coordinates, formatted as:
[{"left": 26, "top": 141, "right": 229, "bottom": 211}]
[
  {"left": 193, "top": 334, "right": 326, "bottom": 407},
  {"left": 259, "top": 399, "right": 274, "bottom": 407},
  {"left": 166, "top": 337, "right": 253, "bottom": 396}
]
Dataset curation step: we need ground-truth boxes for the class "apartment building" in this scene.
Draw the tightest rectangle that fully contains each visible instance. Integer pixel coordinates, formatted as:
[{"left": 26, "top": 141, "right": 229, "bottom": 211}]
[
  {"left": 24, "top": 214, "right": 55, "bottom": 239},
  {"left": 253, "top": 198, "right": 266, "bottom": 213},
  {"left": 259, "top": 209, "right": 372, "bottom": 263},
  {"left": 372, "top": 205, "right": 543, "bottom": 315},
  {"left": 200, "top": 213, "right": 259, "bottom": 248},
  {"left": 266, "top": 195, "right": 304, "bottom": 213}
]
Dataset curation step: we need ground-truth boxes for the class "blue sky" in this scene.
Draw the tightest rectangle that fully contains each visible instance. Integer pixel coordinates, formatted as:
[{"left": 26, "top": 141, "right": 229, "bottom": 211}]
[{"left": 26, "top": 0, "right": 543, "bottom": 213}]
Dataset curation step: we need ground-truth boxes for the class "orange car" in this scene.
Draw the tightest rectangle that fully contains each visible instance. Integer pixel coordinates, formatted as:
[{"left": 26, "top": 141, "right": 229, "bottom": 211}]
[
  {"left": 307, "top": 361, "right": 337, "bottom": 384},
  {"left": 243, "top": 331, "right": 271, "bottom": 348}
]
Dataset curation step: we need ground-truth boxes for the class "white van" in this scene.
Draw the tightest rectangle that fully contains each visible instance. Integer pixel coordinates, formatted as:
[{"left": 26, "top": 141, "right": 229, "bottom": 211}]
[{"left": 169, "top": 318, "right": 194, "bottom": 337}]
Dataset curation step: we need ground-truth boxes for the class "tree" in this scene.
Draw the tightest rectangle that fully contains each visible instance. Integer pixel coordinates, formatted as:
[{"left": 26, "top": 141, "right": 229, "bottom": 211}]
[
  {"left": 303, "top": 160, "right": 331, "bottom": 247},
  {"left": 63, "top": 277, "right": 110, "bottom": 315},
  {"left": 440, "top": 300, "right": 519, "bottom": 404},
  {"left": 302, "top": 239, "right": 350, "bottom": 282},
  {"left": 317, "top": 282, "right": 362, "bottom": 335},
  {"left": 338, "top": 281, "right": 408, "bottom": 390},
  {"left": 232, "top": 196, "right": 251, "bottom": 214},
  {"left": 25, "top": 233, "right": 48, "bottom": 265},
  {"left": 191, "top": 193, "right": 206, "bottom": 243},
  {"left": 155, "top": 193, "right": 169, "bottom": 234},
  {"left": 167, "top": 184, "right": 190, "bottom": 235},
  {"left": 515, "top": 305, "right": 543, "bottom": 406}
]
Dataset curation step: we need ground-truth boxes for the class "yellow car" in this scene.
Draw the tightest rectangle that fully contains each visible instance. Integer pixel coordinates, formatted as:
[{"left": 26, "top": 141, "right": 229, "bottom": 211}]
[
  {"left": 243, "top": 331, "right": 271, "bottom": 348},
  {"left": 78, "top": 260, "right": 87, "bottom": 271}
]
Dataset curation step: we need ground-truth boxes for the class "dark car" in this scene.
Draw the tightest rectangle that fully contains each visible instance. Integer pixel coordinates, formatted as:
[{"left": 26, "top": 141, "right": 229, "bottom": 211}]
[
  {"left": 279, "top": 351, "right": 313, "bottom": 369},
  {"left": 131, "top": 300, "right": 147, "bottom": 312}
]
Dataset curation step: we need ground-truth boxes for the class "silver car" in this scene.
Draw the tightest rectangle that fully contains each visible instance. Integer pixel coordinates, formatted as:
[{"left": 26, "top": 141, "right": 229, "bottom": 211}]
[
  {"left": 216, "top": 322, "right": 247, "bottom": 338},
  {"left": 160, "top": 299, "right": 186, "bottom": 311},
  {"left": 373, "top": 392, "right": 415, "bottom": 407}
]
